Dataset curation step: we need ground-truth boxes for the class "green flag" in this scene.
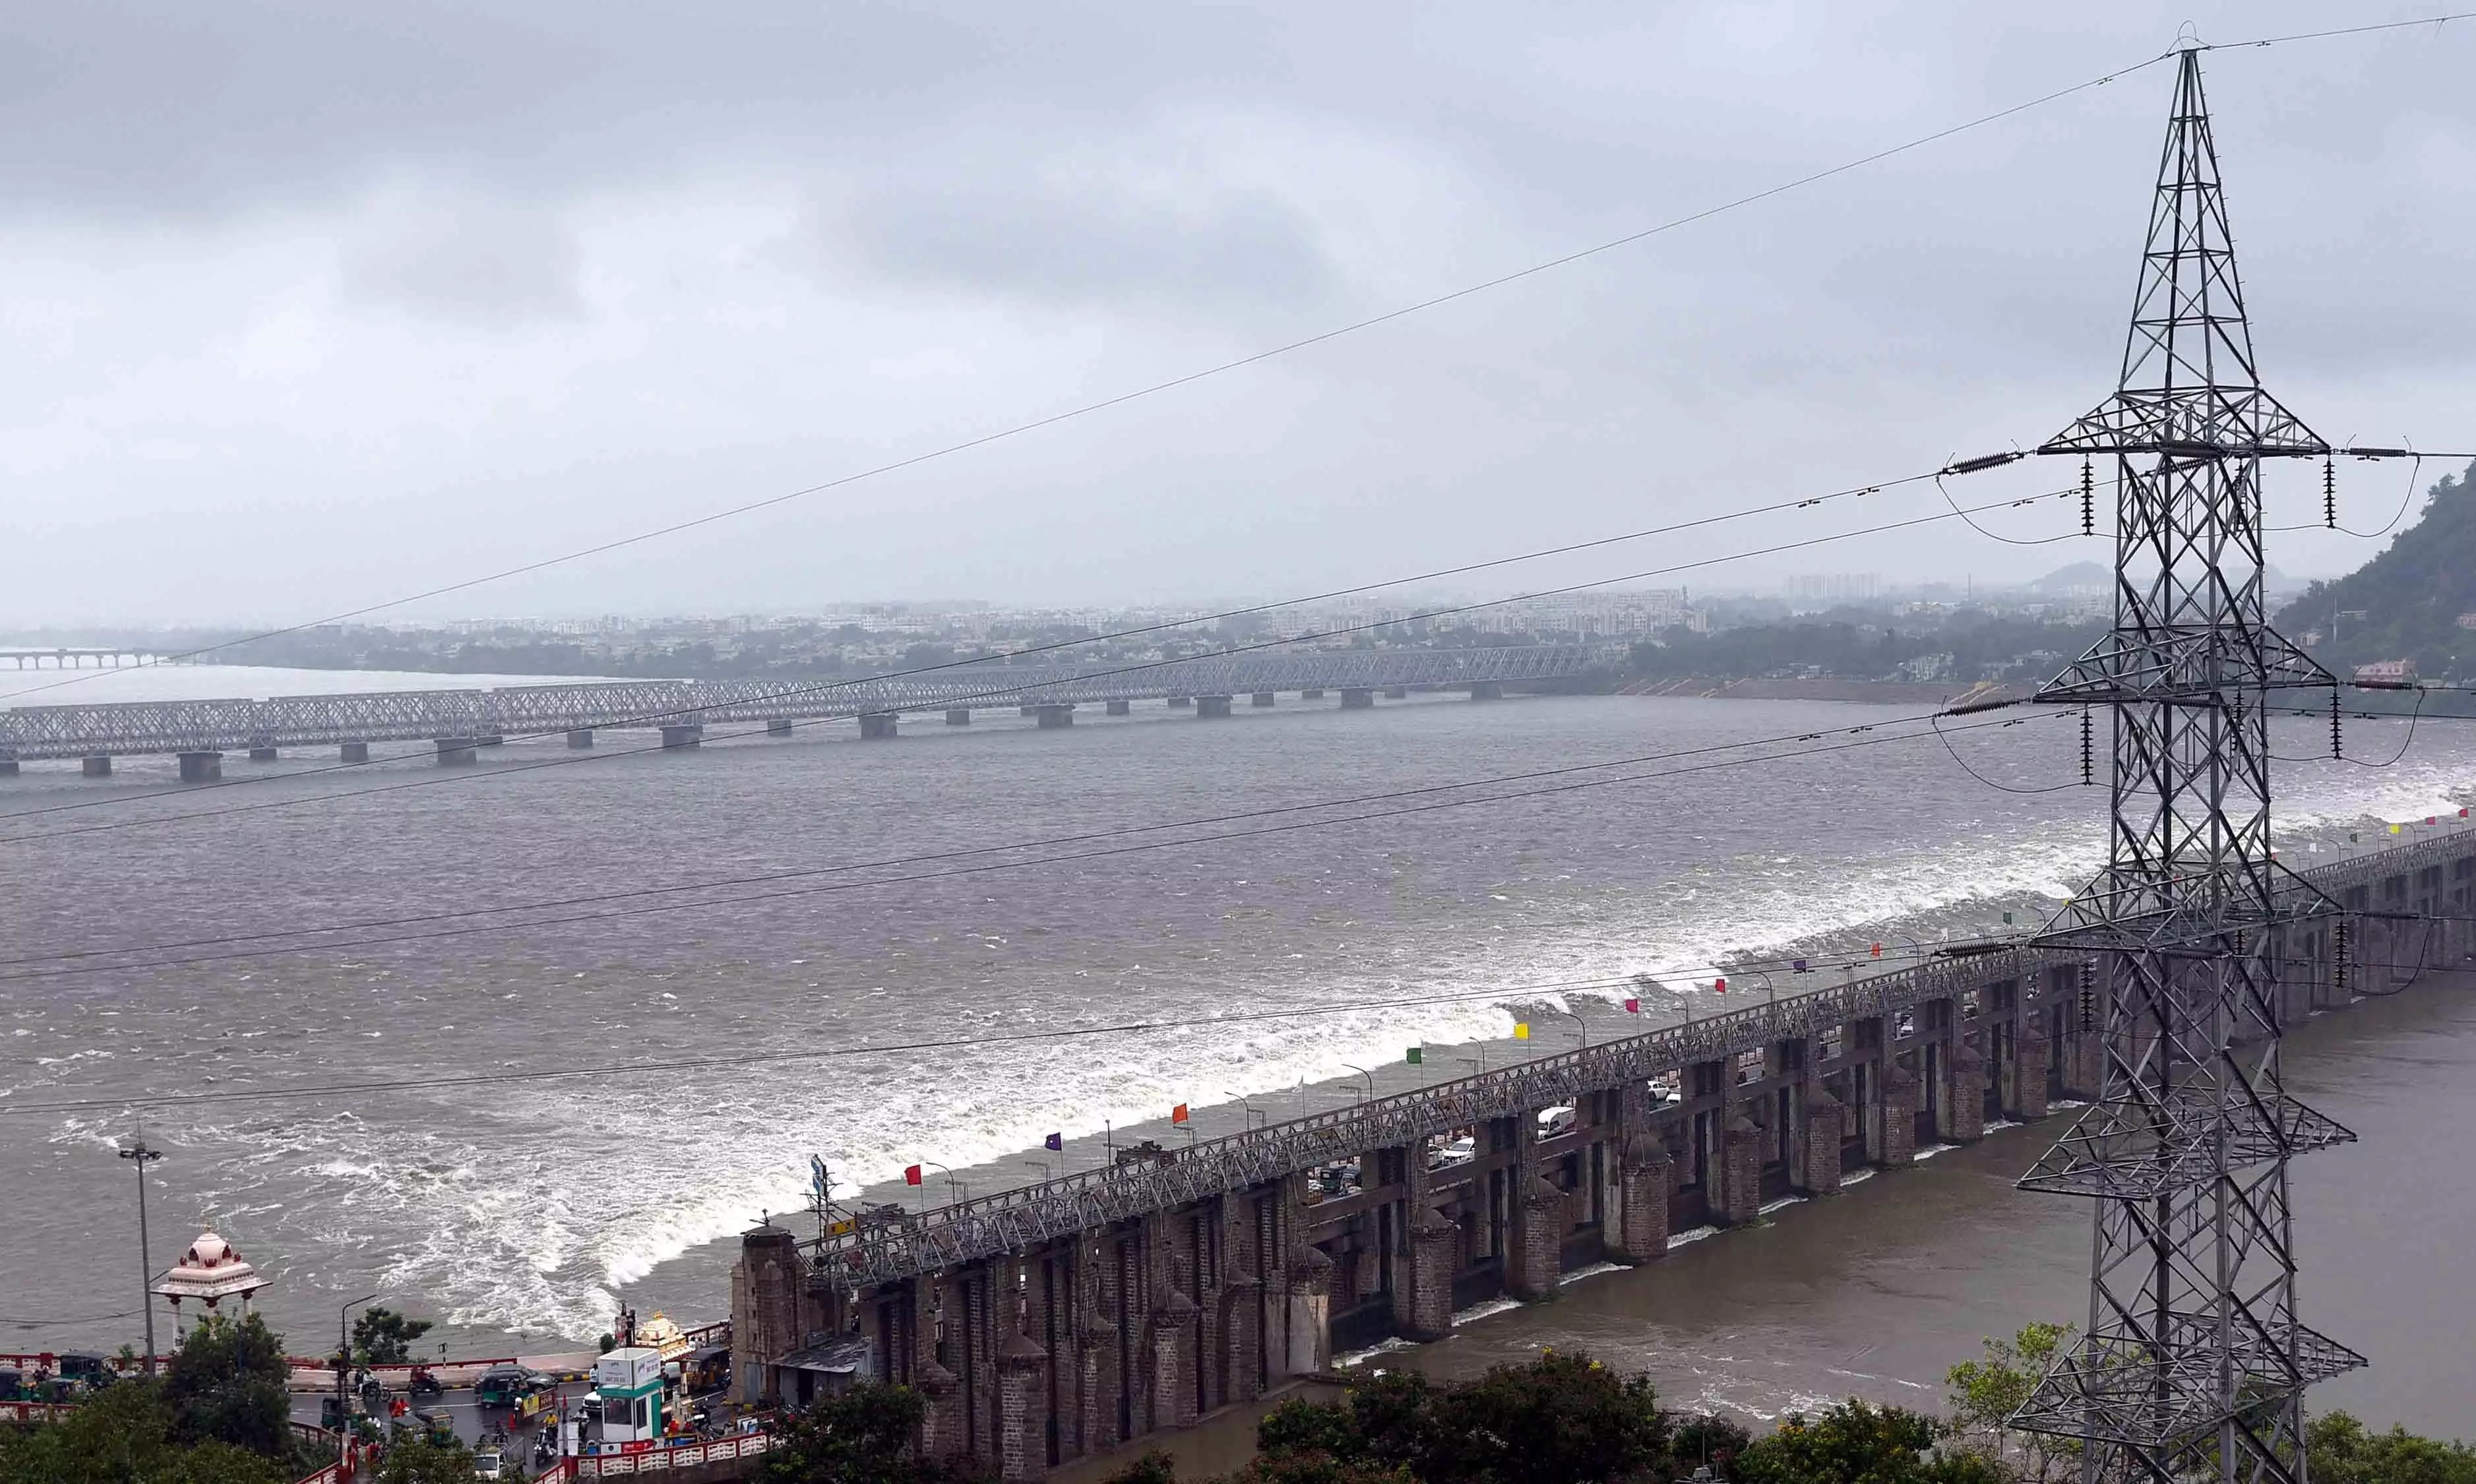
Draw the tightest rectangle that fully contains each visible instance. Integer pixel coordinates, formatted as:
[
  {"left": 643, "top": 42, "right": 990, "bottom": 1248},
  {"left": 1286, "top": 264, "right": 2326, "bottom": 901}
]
[
  {"left": 1406, "top": 1047, "right": 1423, "bottom": 1065},
  {"left": 2002, "top": 911, "right": 2015, "bottom": 925}
]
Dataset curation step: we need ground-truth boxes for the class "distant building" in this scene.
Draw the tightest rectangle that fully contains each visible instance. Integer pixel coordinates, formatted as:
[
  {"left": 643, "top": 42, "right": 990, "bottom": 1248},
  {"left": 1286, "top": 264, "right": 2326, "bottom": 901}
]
[
  {"left": 2457, "top": 613, "right": 2476, "bottom": 631},
  {"left": 2353, "top": 659, "right": 2418, "bottom": 684}
]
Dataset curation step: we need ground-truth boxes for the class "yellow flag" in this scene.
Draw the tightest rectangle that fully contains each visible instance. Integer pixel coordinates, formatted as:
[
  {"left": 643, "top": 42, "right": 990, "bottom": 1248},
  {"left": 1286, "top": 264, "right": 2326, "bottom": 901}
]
[
  {"left": 2391, "top": 823, "right": 2403, "bottom": 834},
  {"left": 1514, "top": 1022, "right": 1531, "bottom": 1040}
]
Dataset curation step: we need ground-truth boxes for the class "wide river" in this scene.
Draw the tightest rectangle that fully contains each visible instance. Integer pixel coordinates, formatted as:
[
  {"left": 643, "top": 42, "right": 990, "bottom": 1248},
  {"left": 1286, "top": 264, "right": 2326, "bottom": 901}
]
[{"left": 2, "top": 667, "right": 2469, "bottom": 1433}]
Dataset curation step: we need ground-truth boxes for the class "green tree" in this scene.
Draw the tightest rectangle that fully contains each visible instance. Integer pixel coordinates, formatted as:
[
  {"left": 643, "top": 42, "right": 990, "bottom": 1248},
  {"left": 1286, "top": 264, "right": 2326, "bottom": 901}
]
[
  {"left": 2308, "top": 1410, "right": 2476, "bottom": 1484},
  {"left": 369, "top": 1437, "right": 478, "bottom": 1484},
  {"left": 761, "top": 1384, "right": 991, "bottom": 1484},
  {"left": 1254, "top": 1353, "right": 1692, "bottom": 1484},
  {"left": 1735, "top": 1400, "right": 2009, "bottom": 1484},
  {"left": 351, "top": 1307, "right": 435, "bottom": 1365},
  {"left": 0, "top": 1381, "right": 284, "bottom": 1484},
  {"left": 1945, "top": 1322, "right": 2076, "bottom": 1481},
  {"left": 162, "top": 1313, "right": 297, "bottom": 1462}
]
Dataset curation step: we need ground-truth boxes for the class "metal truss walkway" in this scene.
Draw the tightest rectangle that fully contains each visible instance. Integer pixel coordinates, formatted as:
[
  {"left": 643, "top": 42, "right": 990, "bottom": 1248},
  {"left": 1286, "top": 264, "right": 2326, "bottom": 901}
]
[{"left": 0, "top": 646, "right": 1592, "bottom": 760}]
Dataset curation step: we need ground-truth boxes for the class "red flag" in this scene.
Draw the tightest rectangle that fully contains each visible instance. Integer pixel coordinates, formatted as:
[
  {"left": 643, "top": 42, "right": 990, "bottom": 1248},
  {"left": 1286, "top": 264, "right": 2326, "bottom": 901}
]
[
  {"left": 1871, "top": 943, "right": 1882, "bottom": 958},
  {"left": 904, "top": 1165, "right": 923, "bottom": 1186},
  {"left": 1714, "top": 977, "right": 1726, "bottom": 993},
  {"left": 2428, "top": 816, "right": 2438, "bottom": 826},
  {"left": 1623, "top": 997, "right": 1640, "bottom": 1014},
  {"left": 1171, "top": 1103, "right": 1190, "bottom": 1125}
]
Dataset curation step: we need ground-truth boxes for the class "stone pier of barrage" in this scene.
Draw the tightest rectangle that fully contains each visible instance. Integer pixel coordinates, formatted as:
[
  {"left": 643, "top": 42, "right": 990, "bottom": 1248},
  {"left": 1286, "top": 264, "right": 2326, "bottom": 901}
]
[{"left": 729, "top": 829, "right": 2476, "bottom": 1480}]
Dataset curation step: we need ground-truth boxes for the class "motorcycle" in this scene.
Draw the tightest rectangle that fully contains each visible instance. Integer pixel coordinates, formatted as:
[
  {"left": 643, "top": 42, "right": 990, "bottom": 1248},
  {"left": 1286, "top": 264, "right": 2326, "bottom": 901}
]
[{"left": 408, "top": 1366, "right": 445, "bottom": 1398}]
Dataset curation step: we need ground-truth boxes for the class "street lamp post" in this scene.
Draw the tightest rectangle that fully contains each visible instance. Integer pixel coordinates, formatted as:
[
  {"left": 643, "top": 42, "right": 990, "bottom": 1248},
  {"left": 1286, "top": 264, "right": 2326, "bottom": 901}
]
[
  {"left": 1223, "top": 1091, "right": 1266, "bottom": 1130},
  {"left": 338, "top": 1291, "right": 377, "bottom": 1463},
  {"left": 1558, "top": 1008, "right": 1588, "bottom": 1047},
  {"left": 117, "top": 1140, "right": 164, "bottom": 1377},
  {"left": 1746, "top": 970, "right": 1776, "bottom": 1012},
  {"left": 1022, "top": 1159, "right": 1051, "bottom": 1185},
  {"left": 1341, "top": 1063, "right": 1375, "bottom": 1104}
]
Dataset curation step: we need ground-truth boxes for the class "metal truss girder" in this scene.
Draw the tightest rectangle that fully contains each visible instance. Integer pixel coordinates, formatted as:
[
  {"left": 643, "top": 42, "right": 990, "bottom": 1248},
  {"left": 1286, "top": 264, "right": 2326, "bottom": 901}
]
[
  {"left": 2041, "top": 387, "right": 2325, "bottom": 458},
  {"left": 2016, "top": 1091, "right": 2352, "bottom": 1199},
  {"left": 794, "top": 830, "right": 2458, "bottom": 1289},
  {"left": 0, "top": 646, "right": 1595, "bottom": 759},
  {"left": 2038, "top": 627, "right": 2330, "bottom": 705},
  {"left": 2013, "top": 1320, "right": 2363, "bottom": 1451},
  {"left": 811, "top": 946, "right": 2043, "bottom": 1285}
]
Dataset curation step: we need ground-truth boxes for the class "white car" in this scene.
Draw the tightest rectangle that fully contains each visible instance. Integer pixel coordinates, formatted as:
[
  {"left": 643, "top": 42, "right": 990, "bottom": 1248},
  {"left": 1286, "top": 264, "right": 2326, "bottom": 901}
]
[
  {"left": 472, "top": 1451, "right": 505, "bottom": 1481},
  {"left": 1535, "top": 1105, "right": 1577, "bottom": 1140}
]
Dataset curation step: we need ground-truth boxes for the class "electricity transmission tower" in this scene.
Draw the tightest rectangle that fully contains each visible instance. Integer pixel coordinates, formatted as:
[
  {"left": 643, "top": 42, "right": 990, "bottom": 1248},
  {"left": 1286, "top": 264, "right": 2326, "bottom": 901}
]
[{"left": 2013, "top": 46, "right": 2361, "bottom": 1482}]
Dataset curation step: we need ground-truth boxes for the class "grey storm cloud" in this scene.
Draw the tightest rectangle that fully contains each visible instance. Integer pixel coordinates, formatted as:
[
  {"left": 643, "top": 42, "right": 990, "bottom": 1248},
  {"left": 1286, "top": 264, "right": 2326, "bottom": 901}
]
[{"left": 0, "top": 1, "right": 2469, "bottom": 625}]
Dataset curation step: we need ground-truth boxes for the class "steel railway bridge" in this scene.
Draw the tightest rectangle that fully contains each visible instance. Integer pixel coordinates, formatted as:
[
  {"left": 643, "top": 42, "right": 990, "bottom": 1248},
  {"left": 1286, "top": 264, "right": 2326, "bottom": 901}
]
[{"left": 0, "top": 645, "right": 1592, "bottom": 774}]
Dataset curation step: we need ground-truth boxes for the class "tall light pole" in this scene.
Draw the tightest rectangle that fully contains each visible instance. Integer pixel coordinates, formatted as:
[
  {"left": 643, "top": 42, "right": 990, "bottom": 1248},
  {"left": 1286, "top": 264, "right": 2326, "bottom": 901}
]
[
  {"left": 1223, "top": 1091, "right": 1266, "bottom": 1130},
  {"left": 117, "top": 1140, "right": 163, "bottom": 1376},
  {"left": 1341, "top": 1063, "right": 1375, "bottom": 1104},
  {"left": 338, "top": 1291, "right": 376, "bottom": 1460}
]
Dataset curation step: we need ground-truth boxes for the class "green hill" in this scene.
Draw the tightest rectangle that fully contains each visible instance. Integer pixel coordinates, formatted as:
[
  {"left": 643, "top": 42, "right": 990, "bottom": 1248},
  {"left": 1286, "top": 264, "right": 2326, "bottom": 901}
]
[{"left": 2274, "top": 459, "right": 2476, "bottom": 682}]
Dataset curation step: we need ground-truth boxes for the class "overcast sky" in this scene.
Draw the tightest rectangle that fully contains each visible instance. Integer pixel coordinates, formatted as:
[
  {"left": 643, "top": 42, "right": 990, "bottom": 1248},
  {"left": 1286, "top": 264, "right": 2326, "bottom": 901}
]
[{"left": 2, "top": 2, "right": 2471, "bottom": 625}]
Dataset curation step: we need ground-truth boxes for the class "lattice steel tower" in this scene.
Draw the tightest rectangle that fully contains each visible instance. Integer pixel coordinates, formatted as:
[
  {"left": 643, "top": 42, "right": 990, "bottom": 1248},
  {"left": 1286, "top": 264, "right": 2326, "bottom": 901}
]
[{"left": 2014, "top": 47, "right": 2360, "bottom": 1482}]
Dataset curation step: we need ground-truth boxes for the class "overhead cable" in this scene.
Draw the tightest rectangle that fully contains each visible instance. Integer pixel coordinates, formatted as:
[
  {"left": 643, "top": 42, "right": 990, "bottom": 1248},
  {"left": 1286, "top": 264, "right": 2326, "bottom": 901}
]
[{"left": 0, "top": 483, "right": 2087, "bottom": 845}]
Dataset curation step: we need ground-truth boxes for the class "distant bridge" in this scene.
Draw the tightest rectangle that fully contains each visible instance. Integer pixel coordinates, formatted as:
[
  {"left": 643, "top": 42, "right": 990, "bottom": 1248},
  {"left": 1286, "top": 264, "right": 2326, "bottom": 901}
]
[
  {"left": 0, "top": 645, "right": 1594, "bottom": 770},
  {"left": 0, "top": 648, "right": 179, "bottom": 670}
]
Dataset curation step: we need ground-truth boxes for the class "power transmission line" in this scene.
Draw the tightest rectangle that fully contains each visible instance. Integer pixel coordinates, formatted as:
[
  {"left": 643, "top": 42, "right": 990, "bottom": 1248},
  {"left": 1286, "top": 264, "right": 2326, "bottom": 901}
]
[
  {"left": 0, "top": 465, "right": 1975, "bottom": 824},
  {"left": 0, "top": 483, "right": 2088, "bottom": 844},
  {"left": 0, "top": 712, "right": 2069, "bottom": 984},
  {"left": 10, "top": 926, "right": 2460, "bottom": 1123},
  {"left": 0, "top": 936, "right": 2078, "bottom": 1119},
  {"left": 0, "top": 48, "right": 2175, "bottom": 712}
]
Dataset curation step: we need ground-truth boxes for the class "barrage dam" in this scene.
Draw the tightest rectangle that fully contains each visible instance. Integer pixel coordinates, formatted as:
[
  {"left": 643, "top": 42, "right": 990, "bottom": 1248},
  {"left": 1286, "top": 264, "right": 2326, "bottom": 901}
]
[{"left": 725, "top": 826, "right": 2473, "bottom": 1481}]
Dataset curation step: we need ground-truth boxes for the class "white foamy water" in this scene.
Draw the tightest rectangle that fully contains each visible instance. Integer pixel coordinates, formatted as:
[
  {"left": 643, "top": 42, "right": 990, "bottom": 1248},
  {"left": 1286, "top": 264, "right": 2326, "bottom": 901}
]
[{"left": 3, "top": 694, "right": 2470, "bottom": 1354}]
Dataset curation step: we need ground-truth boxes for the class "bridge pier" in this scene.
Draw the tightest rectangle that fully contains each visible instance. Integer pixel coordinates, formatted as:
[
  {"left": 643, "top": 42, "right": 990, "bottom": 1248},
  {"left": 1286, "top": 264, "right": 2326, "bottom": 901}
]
[
  {"left": 248, "top": 745, "right": 278, "bottom": 762},
  {"left": 177, "top": 751, "right": 223, "bottom": 783},
  {"left": 435, "top": 738, "right": 479, "bottom": 766},
  {"left": 1196, "top": 695, "right": 1232, "bottom": 718},
  {"left": 478, "top": 735, "right": 505, "bottom": 747},
  {"left": 1301, "top": 689, "right": 1324, "bottom": 700},
  {"left": 1166, "top": 696, "right": 1192, "bottom": 708},
  {"left": 1470, "top": 681, "right": 1504, "bottom": 700},
  {"left": 0, "top": 757, "right": 16, "bottom": 777},
  {"left": 567, "top": 730, "right": 594, "bottom": 749},
  {"left": 340, "top": 741, "right": 369, "bottom": 764},
  {"left": 1340, "top": 688, "right": 1375, "bottom": 710},
  {"left": 82, "top": 755, "right": 111, "bottom": 778},
  {"left": 1036, "top": 704, "right": 1074, "bottom": 729},
  {"left": 1019, "top": 705, "right": 1040, "bottom": 718},
  {"left": 660, "top": 724, "right": 704, "bottom": 750},
  {"left": 1105, "top": 699, "right": 1130, "bottom": 716},
  {"left": 946, "top": 709, "right": 972, "bottom": 726},
  {"left": 861, "top": 713, "right": 899, "bottom": 740},
  {"left": 1384, "top": 687, "right": 1408, "bottom": 699},
  {"left": 766, "top": 718, "right": 793, "bottom": 736},
  {"left": 1250, "top": 693, "right": 1276, "bottom": 708}
]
